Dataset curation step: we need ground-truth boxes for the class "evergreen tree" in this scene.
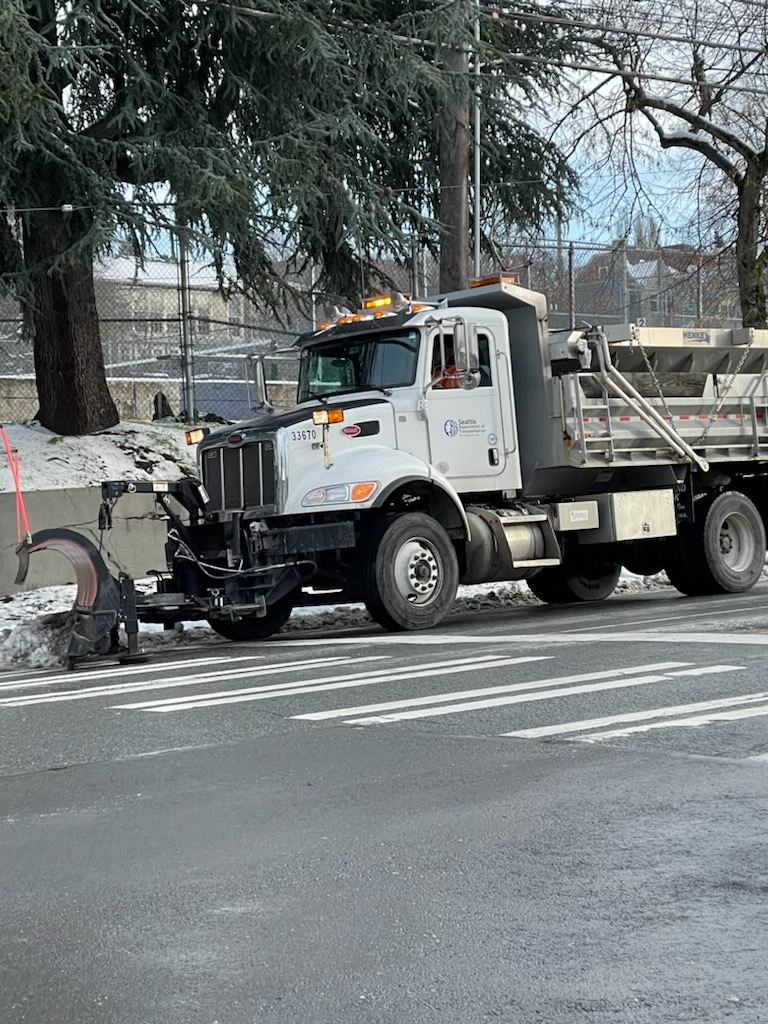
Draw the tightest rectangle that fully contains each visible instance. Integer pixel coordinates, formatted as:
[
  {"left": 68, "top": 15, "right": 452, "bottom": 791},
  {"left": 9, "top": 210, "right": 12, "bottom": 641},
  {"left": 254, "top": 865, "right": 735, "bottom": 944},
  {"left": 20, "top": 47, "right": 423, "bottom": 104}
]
[{"left": 0, "top": 1, "right": 578, "bottom": 434}]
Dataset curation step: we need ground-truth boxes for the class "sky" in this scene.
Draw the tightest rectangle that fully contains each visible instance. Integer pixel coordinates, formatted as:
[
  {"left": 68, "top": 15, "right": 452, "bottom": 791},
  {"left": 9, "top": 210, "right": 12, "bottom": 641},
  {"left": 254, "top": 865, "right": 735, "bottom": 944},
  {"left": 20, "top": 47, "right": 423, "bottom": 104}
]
[{"left": 565, "top": 153, "right": 711, "bottom": 246}]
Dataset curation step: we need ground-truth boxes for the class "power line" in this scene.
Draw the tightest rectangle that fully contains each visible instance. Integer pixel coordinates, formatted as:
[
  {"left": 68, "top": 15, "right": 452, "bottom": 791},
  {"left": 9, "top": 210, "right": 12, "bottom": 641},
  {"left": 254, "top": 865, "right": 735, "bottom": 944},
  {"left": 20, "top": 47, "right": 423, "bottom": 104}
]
[
  {"left": 574, "top": 0, "right": 767, "bottom": 22},
  {"left": 574, "top": 0, "right": 768, "bottom": 17},
  {"left": 40, "top": 0, "right": 768, "bottom": 94},
  {"left": 482, "top": 3, "right": 768, "bottom": 58},
  {"left": 482, "top": 48, "right": 768, "bottom": 98},
  {"left": 194, "top": 0, "right": 768, "bottom": 68},
  {"left": 0, "top": 181, "right": 554, "bottom": 218}
]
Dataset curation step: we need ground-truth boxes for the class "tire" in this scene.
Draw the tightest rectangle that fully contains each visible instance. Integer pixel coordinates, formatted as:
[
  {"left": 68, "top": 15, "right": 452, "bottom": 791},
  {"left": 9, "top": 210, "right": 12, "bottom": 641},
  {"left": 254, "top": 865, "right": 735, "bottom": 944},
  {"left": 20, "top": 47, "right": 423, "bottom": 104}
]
[
  {"left": 208, "top": 594, "right": 294, "bottom": 641},
  {"left": 361, "top": 513, "right": 459, "bottom": 631},
  {"left": 527, "top": 560, "right": 621, "bottom": 604},
  {"left": 620, "top": 541, "right": 667, "bottom": 577},
  {"left": 663, "top": 524, "right": 712, "bottom": 597},
  {"left": 666, "top": 491, "right": 765, "bottom": 596}
]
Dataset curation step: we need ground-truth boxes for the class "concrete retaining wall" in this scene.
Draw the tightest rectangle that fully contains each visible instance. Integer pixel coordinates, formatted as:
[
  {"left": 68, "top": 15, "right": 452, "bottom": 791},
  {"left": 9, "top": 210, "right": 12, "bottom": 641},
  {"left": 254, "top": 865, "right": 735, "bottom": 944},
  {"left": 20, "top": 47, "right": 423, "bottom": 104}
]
[
  {"left": 1, "top": 377, "right": 298, "bottom": 423},
  {"left": 0, "top": 376, "right": 163, "bottom": 422},
  {"left": 1, "top": 487, "right": 168, "bottom": 595}
]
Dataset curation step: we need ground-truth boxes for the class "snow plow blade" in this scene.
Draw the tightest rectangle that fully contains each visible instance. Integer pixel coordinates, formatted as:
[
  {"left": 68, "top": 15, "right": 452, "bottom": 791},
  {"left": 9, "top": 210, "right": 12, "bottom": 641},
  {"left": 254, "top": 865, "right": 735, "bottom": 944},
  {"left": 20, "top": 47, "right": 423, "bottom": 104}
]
[{"left": 15, "top": 529, "right": 145, "bottom": 670}]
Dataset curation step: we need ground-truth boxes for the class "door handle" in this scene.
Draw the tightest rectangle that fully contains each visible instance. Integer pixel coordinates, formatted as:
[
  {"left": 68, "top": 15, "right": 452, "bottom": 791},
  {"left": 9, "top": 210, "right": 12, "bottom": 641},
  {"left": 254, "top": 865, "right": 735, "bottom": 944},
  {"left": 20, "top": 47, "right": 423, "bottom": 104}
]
[{"left": 488, "top": 448, "right": 499, "bottom": 466}]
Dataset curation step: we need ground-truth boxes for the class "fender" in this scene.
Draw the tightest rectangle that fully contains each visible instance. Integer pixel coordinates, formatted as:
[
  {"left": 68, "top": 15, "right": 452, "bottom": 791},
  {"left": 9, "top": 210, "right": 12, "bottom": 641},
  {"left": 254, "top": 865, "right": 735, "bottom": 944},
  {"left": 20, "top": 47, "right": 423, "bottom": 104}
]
[
  {"left": 428, "top": 465, "right": 471, "bottom": 540},
  {"left": 282, "top": 445, "right": 470, "bottom": 538}
]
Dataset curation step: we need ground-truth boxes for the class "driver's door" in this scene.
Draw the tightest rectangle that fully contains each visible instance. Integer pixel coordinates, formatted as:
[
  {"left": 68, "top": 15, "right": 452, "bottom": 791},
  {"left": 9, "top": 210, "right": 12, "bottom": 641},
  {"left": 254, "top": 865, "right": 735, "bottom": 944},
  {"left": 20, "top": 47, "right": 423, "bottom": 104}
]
[{"left": 426, "top": 330, "right": 507, "bottom": 490}]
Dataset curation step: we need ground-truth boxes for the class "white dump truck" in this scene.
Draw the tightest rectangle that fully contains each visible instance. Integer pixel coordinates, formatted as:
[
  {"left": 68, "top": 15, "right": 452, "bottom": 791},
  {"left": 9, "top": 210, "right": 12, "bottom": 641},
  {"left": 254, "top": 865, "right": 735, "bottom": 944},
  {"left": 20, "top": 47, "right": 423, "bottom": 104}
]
[{"left": 26, "top": 275, "right": 768, "bottom": 655}]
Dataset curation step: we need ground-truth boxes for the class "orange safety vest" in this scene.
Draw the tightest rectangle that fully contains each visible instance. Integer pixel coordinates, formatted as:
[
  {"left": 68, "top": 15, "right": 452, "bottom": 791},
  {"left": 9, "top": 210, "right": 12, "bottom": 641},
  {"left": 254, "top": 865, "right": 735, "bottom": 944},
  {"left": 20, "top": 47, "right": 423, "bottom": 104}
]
[{"left": 436, "top": 365, "right": 461, "bottom": 389}]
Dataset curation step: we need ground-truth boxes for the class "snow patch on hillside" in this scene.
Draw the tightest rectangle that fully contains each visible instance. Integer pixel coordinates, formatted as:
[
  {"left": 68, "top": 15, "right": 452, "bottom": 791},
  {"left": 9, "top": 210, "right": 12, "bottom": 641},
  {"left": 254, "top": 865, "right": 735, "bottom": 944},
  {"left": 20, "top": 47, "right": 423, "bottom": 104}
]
[{"left": 0, "top": 421, "right": 197, "bottom": 493}]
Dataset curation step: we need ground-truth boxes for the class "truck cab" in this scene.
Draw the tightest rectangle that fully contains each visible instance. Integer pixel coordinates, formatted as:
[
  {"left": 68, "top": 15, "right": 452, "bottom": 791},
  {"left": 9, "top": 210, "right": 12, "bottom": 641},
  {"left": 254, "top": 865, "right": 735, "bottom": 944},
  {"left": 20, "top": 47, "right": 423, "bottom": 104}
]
[{"left": 289, "top": 297, "right": 522, "bottom": 497}]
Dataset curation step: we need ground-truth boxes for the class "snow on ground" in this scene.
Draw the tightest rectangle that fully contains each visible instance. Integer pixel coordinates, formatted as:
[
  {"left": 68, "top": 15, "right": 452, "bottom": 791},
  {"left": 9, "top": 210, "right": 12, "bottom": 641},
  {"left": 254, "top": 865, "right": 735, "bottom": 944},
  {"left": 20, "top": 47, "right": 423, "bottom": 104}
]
[
  {"left": 0, "top": 421, "right": 197, "bottom": 493},
  {"left": 0, "top": 575, "right": 673, "bottom": 671}
]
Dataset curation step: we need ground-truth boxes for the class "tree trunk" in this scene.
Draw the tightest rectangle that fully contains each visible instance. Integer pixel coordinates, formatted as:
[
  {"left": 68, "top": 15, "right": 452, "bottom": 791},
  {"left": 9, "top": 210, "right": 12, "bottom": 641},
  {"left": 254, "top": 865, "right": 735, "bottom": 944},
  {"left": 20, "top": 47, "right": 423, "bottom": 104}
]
[
  {"left": 735, "top": 165, "right": 767, "bottom": 329},
  {"left": 438, "top": 45, "right": 470, "bottom": 293},
  {"left": 22, "top": 209, "right": 119, "bottom": 435}
]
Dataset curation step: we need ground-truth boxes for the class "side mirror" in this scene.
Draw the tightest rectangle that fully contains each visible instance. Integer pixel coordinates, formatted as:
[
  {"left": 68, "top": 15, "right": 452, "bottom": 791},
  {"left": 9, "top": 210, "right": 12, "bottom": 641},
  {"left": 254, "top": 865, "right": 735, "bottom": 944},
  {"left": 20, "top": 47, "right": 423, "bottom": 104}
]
[
  {"left": 246, "top": 353, "right": 275, "bottom": 413},
  {"left": 454, "top": 320, "right": 480, "bottom": 375}
]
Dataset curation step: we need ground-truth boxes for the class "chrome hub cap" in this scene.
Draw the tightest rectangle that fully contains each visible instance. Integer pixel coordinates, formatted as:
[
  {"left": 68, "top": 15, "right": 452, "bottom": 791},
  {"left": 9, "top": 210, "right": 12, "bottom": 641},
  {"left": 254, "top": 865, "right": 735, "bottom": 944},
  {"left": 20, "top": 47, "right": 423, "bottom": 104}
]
[
  {"left": 718, "top": 512, "right": 755, "bottom": 573},
  {"left": 393, "top": 538, "right": 441, "bottom": 605}
]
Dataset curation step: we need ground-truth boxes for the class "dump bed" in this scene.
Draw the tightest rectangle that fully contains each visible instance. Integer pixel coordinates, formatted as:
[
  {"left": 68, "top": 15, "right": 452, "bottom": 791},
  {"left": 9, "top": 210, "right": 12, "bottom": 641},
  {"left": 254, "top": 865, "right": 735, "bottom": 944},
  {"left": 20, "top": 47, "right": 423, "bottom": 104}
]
[
  {"left": 439, "top": 280, "right": 768, "bottom": 497},
  {"left": 554, "top": 323, "right": 768, "bottom": 470}
]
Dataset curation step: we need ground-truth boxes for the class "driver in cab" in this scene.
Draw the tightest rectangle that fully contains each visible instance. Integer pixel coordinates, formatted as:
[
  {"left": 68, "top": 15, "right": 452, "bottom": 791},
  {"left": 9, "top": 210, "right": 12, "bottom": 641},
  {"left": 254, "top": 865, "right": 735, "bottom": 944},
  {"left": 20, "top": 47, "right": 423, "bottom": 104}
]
[{"left": 432, "top": 338, "right": 462, "bottom": 389}]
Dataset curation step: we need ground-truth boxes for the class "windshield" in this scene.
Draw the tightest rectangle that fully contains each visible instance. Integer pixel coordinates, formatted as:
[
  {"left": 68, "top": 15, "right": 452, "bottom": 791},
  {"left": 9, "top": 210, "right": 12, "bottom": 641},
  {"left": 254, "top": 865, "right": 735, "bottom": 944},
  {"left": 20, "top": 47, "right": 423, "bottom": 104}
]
[{"left": 297, "top": 330, "right": 421, "bottom": 403}]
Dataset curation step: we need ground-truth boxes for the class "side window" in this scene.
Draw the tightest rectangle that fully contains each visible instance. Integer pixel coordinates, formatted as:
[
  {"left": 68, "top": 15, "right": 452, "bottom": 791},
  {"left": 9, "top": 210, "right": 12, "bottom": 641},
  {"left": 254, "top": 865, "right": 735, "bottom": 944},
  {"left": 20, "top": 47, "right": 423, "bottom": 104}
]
[
  {"left": 431, "top": 333, "right": 456, "bottom": 382},
  {"left": 431, "top": 332, "right": 493, "bottom": 388}
]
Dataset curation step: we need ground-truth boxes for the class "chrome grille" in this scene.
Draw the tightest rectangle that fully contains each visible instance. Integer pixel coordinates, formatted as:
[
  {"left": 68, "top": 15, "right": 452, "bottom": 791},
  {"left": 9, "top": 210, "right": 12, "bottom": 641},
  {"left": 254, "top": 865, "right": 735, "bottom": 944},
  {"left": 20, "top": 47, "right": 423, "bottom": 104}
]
[{"left": 201, "top": 438, "right": 277, "bottom": 513}]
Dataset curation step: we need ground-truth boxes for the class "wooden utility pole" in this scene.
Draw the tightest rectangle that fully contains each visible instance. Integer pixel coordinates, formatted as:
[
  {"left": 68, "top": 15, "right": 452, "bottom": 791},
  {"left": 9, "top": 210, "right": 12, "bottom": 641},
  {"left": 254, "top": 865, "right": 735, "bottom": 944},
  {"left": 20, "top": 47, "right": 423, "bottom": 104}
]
[{"left": 439, "top": 44, "right": 470, "bottom": 292}]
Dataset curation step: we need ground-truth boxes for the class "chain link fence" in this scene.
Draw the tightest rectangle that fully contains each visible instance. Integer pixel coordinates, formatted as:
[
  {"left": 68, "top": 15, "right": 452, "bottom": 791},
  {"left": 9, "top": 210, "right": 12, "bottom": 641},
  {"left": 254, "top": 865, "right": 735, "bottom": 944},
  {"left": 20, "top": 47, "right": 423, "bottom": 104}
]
[
  {"left": 484, "top": 240, "right": 742, "bottom": 330},
  {"left": 0, "top": 250, "right": 310, "bottom": 423},
  {"left": 0, "top": 238, "right": 746, "bottom": 425}
]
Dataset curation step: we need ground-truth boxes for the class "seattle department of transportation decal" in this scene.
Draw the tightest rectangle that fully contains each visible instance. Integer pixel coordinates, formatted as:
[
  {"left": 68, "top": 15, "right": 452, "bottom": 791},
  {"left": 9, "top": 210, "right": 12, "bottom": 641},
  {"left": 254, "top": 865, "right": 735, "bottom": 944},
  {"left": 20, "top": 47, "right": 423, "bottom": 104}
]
[{"left": 443, "top": 417, "right": 486, "bottom": 438}]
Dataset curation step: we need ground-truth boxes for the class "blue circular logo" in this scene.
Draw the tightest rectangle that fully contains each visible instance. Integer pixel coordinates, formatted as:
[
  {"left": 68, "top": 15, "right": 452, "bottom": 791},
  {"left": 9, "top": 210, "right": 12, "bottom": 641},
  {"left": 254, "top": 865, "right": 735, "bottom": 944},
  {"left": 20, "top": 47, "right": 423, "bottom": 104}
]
[{"left": 444, "top": 418, "right": 460, "bottom": 438}]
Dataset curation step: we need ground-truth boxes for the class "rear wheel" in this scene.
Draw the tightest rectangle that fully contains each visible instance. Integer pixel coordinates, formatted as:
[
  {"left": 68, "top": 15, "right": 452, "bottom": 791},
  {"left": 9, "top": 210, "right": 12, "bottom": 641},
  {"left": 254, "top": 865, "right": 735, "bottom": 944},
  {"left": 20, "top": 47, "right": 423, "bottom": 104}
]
[
  {"left": 666, "top": 491, "right": 765, "bottom": 596},
  {"left": 527, "top": 560, "right": 621, "bottom": 605},
  {"left": 208, "top": 594, "right": 294, "bottom": 641},
  {"left": 361, "top": 513, "right": 459, "bottom": 631}
]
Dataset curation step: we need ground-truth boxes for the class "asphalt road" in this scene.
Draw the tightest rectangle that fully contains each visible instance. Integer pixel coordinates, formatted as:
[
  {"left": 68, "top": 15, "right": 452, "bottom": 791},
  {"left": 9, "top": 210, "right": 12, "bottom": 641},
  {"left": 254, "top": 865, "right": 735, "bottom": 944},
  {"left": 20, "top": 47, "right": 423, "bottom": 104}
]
[{"left": 2, "top": 586, "right": 768, "bottom": 1023}]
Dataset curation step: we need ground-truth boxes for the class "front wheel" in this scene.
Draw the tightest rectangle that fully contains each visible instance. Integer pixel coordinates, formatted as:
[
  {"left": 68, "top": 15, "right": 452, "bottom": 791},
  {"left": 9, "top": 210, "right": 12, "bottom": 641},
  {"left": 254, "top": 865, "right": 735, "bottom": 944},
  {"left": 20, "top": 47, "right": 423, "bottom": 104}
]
[
  {"left": 208, "top": 594, "right": 294, "bottom": 641},
  {"left": 527, "top": 560, "right": 621, "bottom": 605},
  {"left": 361, "top": 513, "right": 459, "bottom": 631}
]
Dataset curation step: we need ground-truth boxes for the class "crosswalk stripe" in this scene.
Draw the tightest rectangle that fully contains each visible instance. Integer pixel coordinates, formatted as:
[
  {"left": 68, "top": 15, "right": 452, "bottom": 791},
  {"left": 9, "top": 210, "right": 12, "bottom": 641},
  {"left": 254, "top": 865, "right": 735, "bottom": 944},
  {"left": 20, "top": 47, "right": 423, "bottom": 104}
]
[
  {"left": 341, "top": 664, "right": 726, "bottom": 725},
  {"left": 577, "top": 700, "right": 768, "bottom": 741},
  {"left": 281, "top": 631, "right": 768, "bottom": 648},
  {"left": 0, "top": 656, "right": 382, "bottom": 708},
  {"left": 0, "top": 665, "right": 60, "bottom": 682},
  {"left": 0, "top": 653, "right": 259, "bottom": 693},
  {"left": 292, "top": 661, "right": 691, "bottom": 722},
  {"left": 117, "top": 655, "right": 545, "bottom": 712},
  {"left": 503, "top": 669, "right": 751, "bottom": 738}
]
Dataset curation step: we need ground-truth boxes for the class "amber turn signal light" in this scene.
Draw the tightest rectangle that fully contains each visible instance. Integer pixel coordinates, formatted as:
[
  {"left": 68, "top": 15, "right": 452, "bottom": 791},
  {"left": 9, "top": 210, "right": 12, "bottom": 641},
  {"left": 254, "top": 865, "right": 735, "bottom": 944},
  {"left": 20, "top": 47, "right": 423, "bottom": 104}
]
[{"left": 312, "top": 408, "right": 344, "bottom": 425}]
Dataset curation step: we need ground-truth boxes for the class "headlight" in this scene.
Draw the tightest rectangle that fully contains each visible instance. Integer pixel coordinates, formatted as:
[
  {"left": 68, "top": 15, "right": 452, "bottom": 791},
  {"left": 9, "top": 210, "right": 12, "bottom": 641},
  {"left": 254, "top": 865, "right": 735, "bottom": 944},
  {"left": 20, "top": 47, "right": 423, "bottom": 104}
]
[{"left": 302, "top": 481, "right": 378, "bottom": 507}]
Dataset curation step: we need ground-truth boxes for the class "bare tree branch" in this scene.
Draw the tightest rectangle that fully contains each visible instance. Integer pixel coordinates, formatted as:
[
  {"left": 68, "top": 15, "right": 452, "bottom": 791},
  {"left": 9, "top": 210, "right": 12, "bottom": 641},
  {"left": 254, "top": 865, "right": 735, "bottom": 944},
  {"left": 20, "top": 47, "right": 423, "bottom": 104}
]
[{"left": 637, "top": 106, "right": 740, "bottom": 178}]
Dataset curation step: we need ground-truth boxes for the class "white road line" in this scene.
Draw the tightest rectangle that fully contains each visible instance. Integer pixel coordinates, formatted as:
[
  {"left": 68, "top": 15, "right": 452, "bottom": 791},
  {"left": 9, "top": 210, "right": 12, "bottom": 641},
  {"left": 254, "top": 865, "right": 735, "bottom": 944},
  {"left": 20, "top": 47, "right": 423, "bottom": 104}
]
[
  {"left": 503, "top": 670, "right": 751, "bottom": 738},
  {"left": 577, "top": 701, "right": 768, "bottom": 741},
  {"left": 342, "top": 664, "right": 721, "bottom": 725},
  {"left": 748, "top": 752, "right": 768, "bottom": 762},
  {"left": 119, "top": 655, "right": 544, "bottom": 713},
  {"left": 279, "top": 631, "right": 768, "bottom": 647},
  {"left": 0, "top": 656, "right": 383, "bottom": 708},
  {"left": 0, "top": 653, "right": 261, "bottom": 693},
  {"left": 0, "top": 665, "right": 59, "bottom": 681},
  {"left": 292, "top": 661, "right": 690, "bottom": 722},
  {"left": 560, "top": 604, "right": 768, "bottom": 633}
]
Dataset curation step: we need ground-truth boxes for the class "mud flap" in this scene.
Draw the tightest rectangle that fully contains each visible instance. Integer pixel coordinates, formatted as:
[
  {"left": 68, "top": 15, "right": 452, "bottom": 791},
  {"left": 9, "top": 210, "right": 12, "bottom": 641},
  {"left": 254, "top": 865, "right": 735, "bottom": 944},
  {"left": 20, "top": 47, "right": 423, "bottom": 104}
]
[{"left": 15, "top": 529, "right": 145, "bottom": 669}]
